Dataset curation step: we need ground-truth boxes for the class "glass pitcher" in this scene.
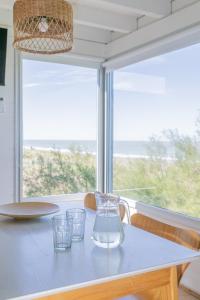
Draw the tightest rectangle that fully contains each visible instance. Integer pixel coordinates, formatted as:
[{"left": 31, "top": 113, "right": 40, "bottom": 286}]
[{"left": 92, "top": 192, "right": 130, "bottom": 249}]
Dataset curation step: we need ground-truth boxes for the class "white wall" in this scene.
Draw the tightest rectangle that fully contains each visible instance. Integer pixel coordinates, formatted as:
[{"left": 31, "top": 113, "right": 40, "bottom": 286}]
[{"left": 0, "top": 9, "right": 15, "bottom": 204}]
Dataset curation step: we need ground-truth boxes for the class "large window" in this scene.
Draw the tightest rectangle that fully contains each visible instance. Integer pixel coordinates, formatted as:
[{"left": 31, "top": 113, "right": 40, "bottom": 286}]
[
  {"left": 113, "top": 44, "right": 200, "bottom": 218},
  {"left": 22, "top": 59, "right": 97, "bottom": 198}
]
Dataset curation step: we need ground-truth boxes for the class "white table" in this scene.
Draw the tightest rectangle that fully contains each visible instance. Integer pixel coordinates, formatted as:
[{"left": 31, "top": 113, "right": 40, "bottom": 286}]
[{"left": 0, "top": 203, "right": 199, "bottom": 300}]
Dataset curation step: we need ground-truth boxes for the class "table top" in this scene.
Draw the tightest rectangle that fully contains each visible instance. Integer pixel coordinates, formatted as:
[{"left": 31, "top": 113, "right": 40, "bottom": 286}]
[{"left": 0, "top": 202, "right": 199, "bottom": 300}]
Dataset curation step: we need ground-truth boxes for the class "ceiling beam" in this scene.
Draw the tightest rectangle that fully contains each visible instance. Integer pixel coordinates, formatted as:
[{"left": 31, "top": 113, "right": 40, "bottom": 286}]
[
  {"left": 106, "top": 1, "right": 200, "bottom": 59},
  {"left": 72, "top": 38, "right": 106, "bottom": 59},
  {"left": 74, "top": 25, "right": 112, "bottom": 44},
  {"left": 23, "top": 37, "right": 106, "bottom": 69},
  {"left": 23, "top": 50, "right": 104, "bottom": 69},
  {"left": 73, "top": 5, "right": 137, "bottom": 33},
  {"left": 72, "top": 0, "right": 171, "bottom": 19}
]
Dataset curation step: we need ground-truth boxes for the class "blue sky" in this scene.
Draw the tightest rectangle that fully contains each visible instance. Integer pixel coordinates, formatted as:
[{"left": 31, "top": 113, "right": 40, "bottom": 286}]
[
  {"left": 23, "top": 43, "right": 200, "bottom": 141},
  {"left": 23, "top": 61, "right": 98, "bottom": 140}
]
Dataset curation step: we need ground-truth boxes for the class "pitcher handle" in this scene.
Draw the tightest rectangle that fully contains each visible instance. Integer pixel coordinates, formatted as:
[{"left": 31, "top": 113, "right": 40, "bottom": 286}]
[{"left": 119, "top": 199, "right": 130, "bottom": 224}]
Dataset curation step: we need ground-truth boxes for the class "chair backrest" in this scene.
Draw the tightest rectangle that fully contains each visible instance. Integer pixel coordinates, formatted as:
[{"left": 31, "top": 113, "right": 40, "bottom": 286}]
[
  {"left": 131, "top": 213, "right": 200, "bottom": 283},
  {"left": 84, "top": 192, "right": 125, "bottom": 221},
  {"left": 84, "top": 193, "right": 97, "bottom": 211}
]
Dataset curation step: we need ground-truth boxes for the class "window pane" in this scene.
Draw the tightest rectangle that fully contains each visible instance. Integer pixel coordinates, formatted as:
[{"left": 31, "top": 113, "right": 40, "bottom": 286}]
[
  {"left": 113, "top": 44, "right": 200, "bottom": 218},
  {"left": 23, "top": 60, "right": 97, "bottom": 198}
]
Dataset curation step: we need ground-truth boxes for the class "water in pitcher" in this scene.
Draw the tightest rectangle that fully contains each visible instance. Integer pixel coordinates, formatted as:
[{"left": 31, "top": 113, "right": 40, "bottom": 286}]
[{"left": 92, "top": 212, "right": 124, "bottom": 248}]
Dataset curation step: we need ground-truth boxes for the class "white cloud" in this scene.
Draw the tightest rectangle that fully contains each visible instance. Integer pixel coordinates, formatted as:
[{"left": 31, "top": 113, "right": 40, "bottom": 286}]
[
  {"left": 24, "top": 69, "right": 165, "bottom": 95},
  {"left": 24, "top": 83, "right": 42, "bottom": 88},
  {"left": 144, "top": 55, "right": 166, "bottom": 65},
  {"left": 24, "top": 68, "right": 96, "bottom": 89},
  {"left": 114, "top": 72, "right": 166, "bottom": 95}
]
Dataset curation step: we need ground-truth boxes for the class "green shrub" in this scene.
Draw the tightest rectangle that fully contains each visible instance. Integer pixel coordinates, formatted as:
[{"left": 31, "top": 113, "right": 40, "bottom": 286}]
[{"left": 23, "top": 123, "right": 200, "bottom": 218}]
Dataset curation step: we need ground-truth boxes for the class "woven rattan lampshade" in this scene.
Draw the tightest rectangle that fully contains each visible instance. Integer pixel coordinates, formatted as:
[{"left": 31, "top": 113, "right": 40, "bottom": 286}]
[{"left": 13, "top": 0, "right": 73, "bottom": 55}]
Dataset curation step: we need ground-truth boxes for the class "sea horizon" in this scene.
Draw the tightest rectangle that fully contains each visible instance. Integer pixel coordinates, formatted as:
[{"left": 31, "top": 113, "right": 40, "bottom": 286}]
[{"left": 24, "top": 139, "right": 175, "bottom": 159}]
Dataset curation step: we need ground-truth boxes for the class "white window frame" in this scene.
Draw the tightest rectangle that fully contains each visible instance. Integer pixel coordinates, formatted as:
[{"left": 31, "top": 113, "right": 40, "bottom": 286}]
[
  {"left": 15, "top": 53, "right": 106, "bottom": 200},
  {"left": 14, "top": 50, "right": 23, "bottom": 201},
  {"left": 14, "top": 42, "right": 200, "bottom": 232},
  {"left": 109, "top": 45, "right": 200, "bottom": 232}
]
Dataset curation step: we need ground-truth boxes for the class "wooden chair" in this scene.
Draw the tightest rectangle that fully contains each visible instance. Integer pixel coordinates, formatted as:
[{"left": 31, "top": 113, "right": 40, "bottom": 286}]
[
  {"left": 84, "top": 192, "right": 126, "bottom": 221},
  {"left": 122, "top": 214, "right": 200, "bottom": 300},
  {"left": 84, "top": 192, "right": 97, "bottom": 211},
  {"left": 131, "top": 213, "right": 200, "bottom": 284}
]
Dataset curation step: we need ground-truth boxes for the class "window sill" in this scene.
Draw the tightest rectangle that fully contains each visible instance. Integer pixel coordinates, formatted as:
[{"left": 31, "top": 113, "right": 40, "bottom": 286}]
[{"left": 123, "top": 197, "right": 200, "bottom": 233}]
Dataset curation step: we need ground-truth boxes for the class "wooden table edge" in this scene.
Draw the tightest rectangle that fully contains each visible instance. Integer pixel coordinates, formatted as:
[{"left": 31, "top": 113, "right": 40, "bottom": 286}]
[{"left": 9, "top": 255, "right": 200, "bottom": 300}]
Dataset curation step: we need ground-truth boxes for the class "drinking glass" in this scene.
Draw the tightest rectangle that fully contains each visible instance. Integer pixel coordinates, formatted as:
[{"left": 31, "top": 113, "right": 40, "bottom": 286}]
[
  {"left": 52, "top": 214, "right": 73, "bottom": 250},
  {"left": 66, "top": 209, "right": 86, "bottom": 241}
]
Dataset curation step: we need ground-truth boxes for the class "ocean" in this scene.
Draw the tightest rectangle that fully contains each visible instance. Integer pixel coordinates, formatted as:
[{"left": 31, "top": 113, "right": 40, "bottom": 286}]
[{"left": 24, "top": 140, "right": 175, "bottom": 158}]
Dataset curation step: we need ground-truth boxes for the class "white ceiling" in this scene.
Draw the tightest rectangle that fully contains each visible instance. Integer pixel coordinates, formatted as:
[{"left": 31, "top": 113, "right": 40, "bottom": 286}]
[
  {"left": 0, "top": 0, "right": 171, "bottom": 40},
  {"left": 0, "top": 0, "right": 200, "bottom": 66},
  {"left": 0, "top": 0, "right": 169, "bottom": 17},
  {"left": 2, "top": 0, "right": 198, "bottom": 40}
]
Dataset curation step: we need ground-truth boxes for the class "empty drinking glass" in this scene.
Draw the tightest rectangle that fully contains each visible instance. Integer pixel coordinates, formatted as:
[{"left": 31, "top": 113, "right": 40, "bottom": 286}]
[
  {"left": 66, "top": 209, "right": 86, "bottom": 241},
  {"left": 52, "top": 214, "right": 73, "bottom": 250}
]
